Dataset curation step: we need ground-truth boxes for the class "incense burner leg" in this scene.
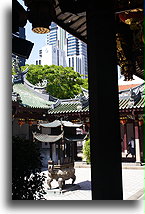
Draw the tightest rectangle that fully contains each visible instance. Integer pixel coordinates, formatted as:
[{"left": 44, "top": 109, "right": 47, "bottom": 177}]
[
  {"left": 58, "top": 177, "right": 63, "bottom": 191},
  {"left": 72, "top": 174, "right": 76, "bottom": 184},
  {"left": 47, "top": 177, "right": 53, "bottom": 189}
]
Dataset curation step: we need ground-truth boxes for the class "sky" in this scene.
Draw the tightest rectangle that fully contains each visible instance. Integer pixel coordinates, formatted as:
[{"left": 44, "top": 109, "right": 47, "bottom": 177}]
[
  {"left": 25, "top": 22, "right": 47, "bottom": 64},
  {"left": 18, "top": 0, "right": 47, "bottom": 65}
]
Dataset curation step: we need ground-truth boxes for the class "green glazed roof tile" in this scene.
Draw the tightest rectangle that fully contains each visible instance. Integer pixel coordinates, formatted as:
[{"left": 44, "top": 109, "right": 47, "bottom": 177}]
[
  {"left": 13, "top": 84, "right": 54, "bottom": 109},
  {"left": 13, "top": 84, "right": 144, "bottom": 113}
]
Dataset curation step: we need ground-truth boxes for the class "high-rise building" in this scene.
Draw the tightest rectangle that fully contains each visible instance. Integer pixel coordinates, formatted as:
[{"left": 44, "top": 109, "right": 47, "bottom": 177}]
[
  {"left": 66, "top": 33, "right": 88, "bottom": 78},
  {"left": 46, "top": 22, "right": 58, "bottom": 46},
  {"left": 36, "top": 22, "right": 67, "bottom": 67},
  {"left": 36, "top": 45, "right": 66, "bottom": 67},
  {"left": 46, "top": 22, "right": 67, "bottom": 53},
  {"left": 36, "top": 22, "right": 88, "bottom": 78}
]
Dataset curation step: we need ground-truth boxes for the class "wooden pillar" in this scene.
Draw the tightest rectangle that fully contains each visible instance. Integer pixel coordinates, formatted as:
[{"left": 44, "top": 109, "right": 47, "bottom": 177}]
[
  {"left": 58, "top": 142, "right": 61, "bottom": 165},
  {"left": 87, "top": 1, "right": 123, "bottom": 199},
  {"left": 50, "top": 143, "right": 52, "bottom": 160},
  {"left": 123, "top": 123, "right": 127, "bottom": 153},
  {"left": 134, "top": 120, "right": 141, "bottom": 164},
  {"left": 74, "top": 141, "right": 78, "bottom": 160},
  {"left": 52, "top": 143, "right": 57, "bottom": 163},
  {"left": 138, "top": 121, "right": 144, "bottom": 161}
]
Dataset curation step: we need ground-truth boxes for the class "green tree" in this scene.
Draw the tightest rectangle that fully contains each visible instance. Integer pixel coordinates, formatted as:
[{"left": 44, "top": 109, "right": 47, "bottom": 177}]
[
  {"left": 21, "top": 64, "right": 87, "bottom": 99},
  {"left": 81, "top": 76, "right": 88, "bottom": 90},
  {"left": 83, "top": 138, "right": 91, "bottom": 164},
  {"left": 12, "top": 136, "right": 46, "bottom": 200}
]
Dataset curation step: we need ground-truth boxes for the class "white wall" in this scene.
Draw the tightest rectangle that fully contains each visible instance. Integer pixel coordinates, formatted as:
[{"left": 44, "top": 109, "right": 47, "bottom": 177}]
[{"left": 37, "top": 45, "right": 66, "bottom": 67}]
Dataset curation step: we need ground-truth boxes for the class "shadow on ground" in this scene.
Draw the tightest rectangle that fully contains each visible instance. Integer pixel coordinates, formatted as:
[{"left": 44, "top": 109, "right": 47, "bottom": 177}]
[{"left": 77, "top": 180, "right": 91, "bottom": 191}]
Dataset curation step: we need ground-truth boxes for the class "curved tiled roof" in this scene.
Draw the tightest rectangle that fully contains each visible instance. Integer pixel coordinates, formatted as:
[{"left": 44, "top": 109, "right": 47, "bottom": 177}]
[
  {"left": 33, "top": 132, "right": 63, "bottom": 143},
  {"left": 13, "top": 80, "right": 144, "bottom": 115},
  {"left": 119, "top": 97, "right": 144, "bottom": 110},
  {"left": 48, "top": 101, "right": 89, "bottom": 114},
  {"left": 118, "top": 84, "right": 140, "bottom": 91},
  {"left": 39, "top": 120, "right": 61, "bottom": 128},
  {"left": 47, "top": 94, "right": 144, "bottom": 115},
  {"left": 13, "top": 83, "right": 55, "bottom": 109}
]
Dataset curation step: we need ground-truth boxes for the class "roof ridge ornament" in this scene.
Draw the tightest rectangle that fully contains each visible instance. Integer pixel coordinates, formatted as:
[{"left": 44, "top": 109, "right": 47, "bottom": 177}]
[{"left": 129, "top": 87, "right": 141, "bottom": 105}]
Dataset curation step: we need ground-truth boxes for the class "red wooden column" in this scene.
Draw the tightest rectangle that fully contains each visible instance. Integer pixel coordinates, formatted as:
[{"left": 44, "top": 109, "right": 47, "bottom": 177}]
[
  {"left": 138, "top": 120, "right": 144, "bottom": 160},
  {"left": 134, "top": 119, "right": 141, "bottom": 164},
  {"left": 120, "top": 119, "right": 127, "bottom": 153},
  {"left": 87, "top": 1, "right": 123, "bottom": 199},
  {"left": 123, "top": 124, "right": 127, "bottom": 153}
]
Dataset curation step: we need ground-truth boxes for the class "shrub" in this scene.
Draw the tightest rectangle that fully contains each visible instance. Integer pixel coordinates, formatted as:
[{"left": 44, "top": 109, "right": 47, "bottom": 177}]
[
  {"left": 83, "top": 139, "right": 91, "bottom": 164},
  {"left": 12, "top": 136, "right": 46, "bottom": 200}
]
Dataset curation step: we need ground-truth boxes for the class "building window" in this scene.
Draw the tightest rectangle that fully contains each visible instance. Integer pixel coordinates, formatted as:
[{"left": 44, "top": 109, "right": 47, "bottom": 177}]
[
  {"left": 72, "top": 57, "right": 74, "bottom": 68},
  {"left": 39, "top": 60, "right": 41, "bottom": 65},
  {"left": 79, "top": 59, "right": 81, "bottom": 73},
  {"left": 39, "top": 50, "right": 42, "bottom": 57},
  {"left": 36, "top": 60, "right": 38, "bottom": 65},
  {"left": 57, "top": 50, "right": 59, "bottom": 66}
]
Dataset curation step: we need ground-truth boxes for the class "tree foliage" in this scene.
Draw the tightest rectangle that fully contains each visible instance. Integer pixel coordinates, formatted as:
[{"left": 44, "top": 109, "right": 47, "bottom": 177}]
[
  {"left": 21, "top": 64, "right": 88, "bottom": 99},
  {"left": 12, "top": 136, "right": 46, "bottom": 200},
  {"left": 81, "top": 75, "right": 88, "bottom": 90}
]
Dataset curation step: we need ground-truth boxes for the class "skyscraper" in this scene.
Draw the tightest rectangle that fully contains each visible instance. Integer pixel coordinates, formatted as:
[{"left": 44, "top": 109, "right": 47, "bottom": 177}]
[
  {"left": 46, "top": 22, "right": 67, "bottom": 52},
  {"left": 36, "top": 22, "right": 88, "bottom": 78},
  {"left": 67, "top": 33, "right": 87, "bottom": 78}
]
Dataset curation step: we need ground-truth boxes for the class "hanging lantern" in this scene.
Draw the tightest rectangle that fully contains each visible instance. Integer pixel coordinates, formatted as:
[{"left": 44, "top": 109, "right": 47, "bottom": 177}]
[
  {"left": 138, "top": 120, "right": 144, "bottom": 126},
  {"left": 27, "top": 1, "right": 54, "bottom": 34},
  {"left": 120, "top": 119, "right": 127, "bottom": 125},
  {"left": 28, "top": 119, "right": 34, "bottom": 126},
  {"left": 119, "top": 10, "right": 143, "bottom": 25},
  {"left": 18, "top": 119, "right": 25, "bottom": 126},
  {"left": 85, "top": 117, "right": 89, "bottom": 123}
]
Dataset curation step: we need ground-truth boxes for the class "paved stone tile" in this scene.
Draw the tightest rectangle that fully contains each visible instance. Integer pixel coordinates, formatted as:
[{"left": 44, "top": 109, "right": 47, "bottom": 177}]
[
  {"left": 122, "top": 169, "right": 144, "bottom": 200},
  {"left": 41, "top": 167, "right": 144, "bottom": 200}
]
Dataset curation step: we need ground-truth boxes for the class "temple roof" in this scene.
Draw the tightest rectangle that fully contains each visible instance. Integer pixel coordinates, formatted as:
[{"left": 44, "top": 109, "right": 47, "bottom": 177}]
[
  {"left": 12, "top": 78, "right": 144, "bottom": 116},
  {"left": 48, "top": 101, "right": 89, "bottom": 114},
  {"left": 38, "top": 120, "right": 83, "bottom": 128},
  {"left": 33, "top": 132, "right": 63, "bottom": 143},
  {"left": 118, "top": 84, "right": 140, "bottom": 91},
  {"left": 12, "top": 66, "right": 144, "bottom": 116},
  {"left": 119, "top": 97, "right": 144, "bottom": 110},
  {"left": 13, "top": 83, "right": 54, "bottom": 109},
  {"left": 39, "top": 120, "right": 62, "bottom": 128},
  {"left": 62, "top": 121, "right": 82, "bottom": 128},
  {"left": 47, "top": 83, "right": 144, "bottom": 114}
]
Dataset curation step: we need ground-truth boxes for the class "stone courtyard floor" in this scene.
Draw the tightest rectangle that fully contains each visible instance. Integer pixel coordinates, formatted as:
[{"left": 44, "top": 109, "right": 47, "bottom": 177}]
[{"left": 41, "top": 163, "right": 144, "bottom": 200}]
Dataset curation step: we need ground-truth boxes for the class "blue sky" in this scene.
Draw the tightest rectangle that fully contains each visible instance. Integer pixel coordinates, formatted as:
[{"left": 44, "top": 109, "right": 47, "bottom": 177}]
[
  {"left": 18, "top": 0, "right": 47, "bottom": 65},
  {"left": 25, "top": 22, "right": 47, "bottom": 64}
]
